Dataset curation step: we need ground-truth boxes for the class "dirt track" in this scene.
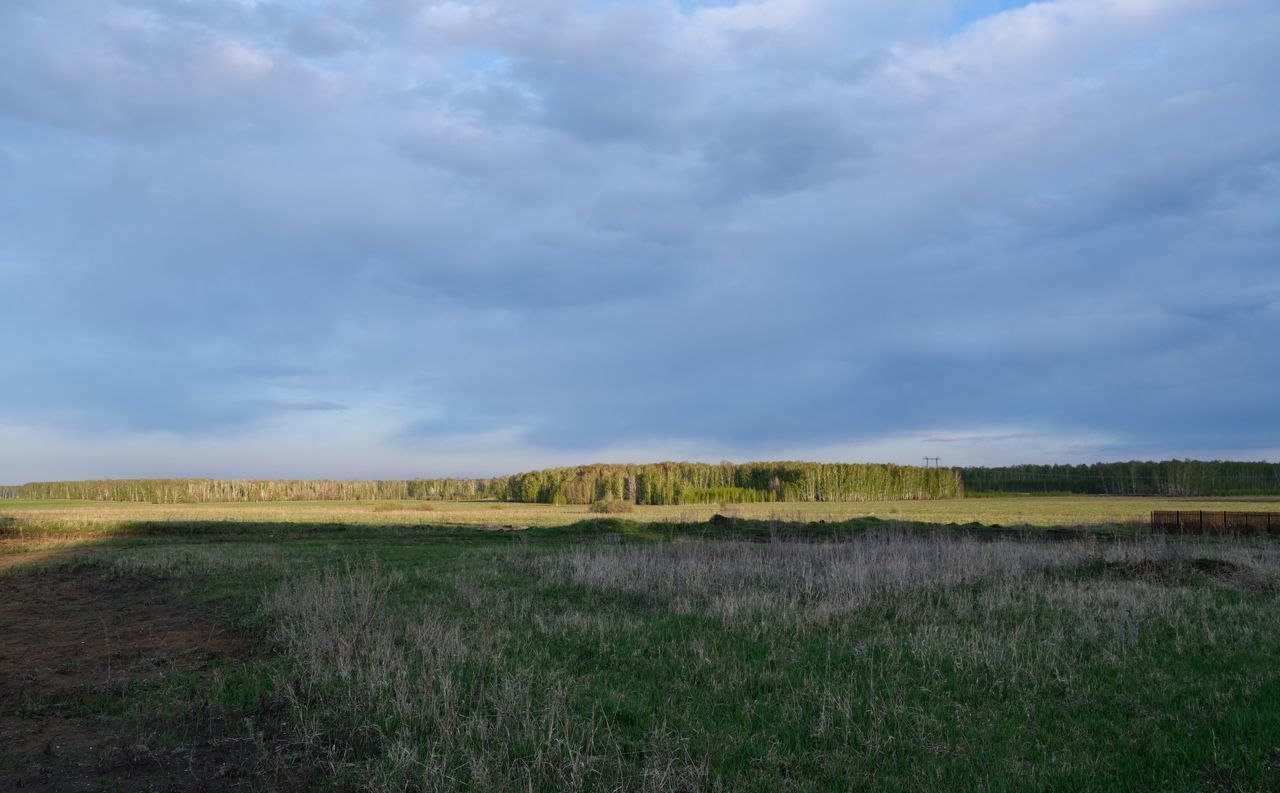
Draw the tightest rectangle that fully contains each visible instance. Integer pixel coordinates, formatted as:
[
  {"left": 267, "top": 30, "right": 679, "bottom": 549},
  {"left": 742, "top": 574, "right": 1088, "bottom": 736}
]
[
  {"left": 0, "top": 549, "right": 88, "bottom": 574},
  {"left": 0, "top": 567, "right": 248, "bottom": 792}
]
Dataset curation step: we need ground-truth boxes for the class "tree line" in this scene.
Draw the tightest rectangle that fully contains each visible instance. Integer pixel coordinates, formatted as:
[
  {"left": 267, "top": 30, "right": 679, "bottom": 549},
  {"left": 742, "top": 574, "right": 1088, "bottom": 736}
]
[
  {"left": 959, "top": 461, "right": 1280, "bottom": 497},
  {"left": 12, "top": 478, "right": 504, "bottom": 504},
  {"left": 500, "top": 461, "right": 962, "bottom": 504},
  {"left": 13, "top": 460, "right": 1275, "bottom": 504},
  {"left": 10, "top": 461, "right": 962, "bottom": 504}
]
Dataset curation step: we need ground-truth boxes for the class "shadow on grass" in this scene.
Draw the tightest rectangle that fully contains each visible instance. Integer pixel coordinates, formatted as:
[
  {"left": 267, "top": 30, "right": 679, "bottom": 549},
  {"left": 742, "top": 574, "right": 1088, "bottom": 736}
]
[
  {"left": 1, "top": 514, "right": 1158, "bottom": 553},
  {"left": 546, "top": 515, "right": 1148, "bottom": 544},
  {"left": 2, "top": 518, "right": 515, "bottom": 543},
  {"left": 0, "top": 511, "right": 1172, "bottom": 573}
]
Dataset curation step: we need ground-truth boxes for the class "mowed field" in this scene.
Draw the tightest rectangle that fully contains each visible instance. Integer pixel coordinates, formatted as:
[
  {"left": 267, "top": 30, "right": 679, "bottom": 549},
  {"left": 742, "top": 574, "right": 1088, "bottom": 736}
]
[
  {"left": 2, "top": 497, "right": 1279, "bottom": 792},
  {"left": 5, "top": 493, "right": 1280, "bottom": 532}
]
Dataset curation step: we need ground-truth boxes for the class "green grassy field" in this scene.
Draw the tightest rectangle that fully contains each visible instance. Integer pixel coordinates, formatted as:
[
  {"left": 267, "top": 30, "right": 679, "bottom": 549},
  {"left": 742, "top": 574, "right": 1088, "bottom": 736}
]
[{"left": 2, "top": 499, "right": 1278, "bottom": 791}]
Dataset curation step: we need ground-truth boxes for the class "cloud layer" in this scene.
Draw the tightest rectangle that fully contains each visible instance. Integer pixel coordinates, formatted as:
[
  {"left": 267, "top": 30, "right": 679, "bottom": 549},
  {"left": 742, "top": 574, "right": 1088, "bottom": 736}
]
[{"left": 2, "top": 0, "right": 1278, "bottom": 480}]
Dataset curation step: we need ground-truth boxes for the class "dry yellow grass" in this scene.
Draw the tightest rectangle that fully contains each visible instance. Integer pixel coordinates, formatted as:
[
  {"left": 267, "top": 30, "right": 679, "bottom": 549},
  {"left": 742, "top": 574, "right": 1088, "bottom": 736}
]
[{"left": 3, "top": 494, "right": 1279, "bottom": 530}]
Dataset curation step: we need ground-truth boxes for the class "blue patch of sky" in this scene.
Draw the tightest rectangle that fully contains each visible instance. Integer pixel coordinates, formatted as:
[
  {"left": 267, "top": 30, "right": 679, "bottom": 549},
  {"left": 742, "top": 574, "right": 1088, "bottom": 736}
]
[
  {"left": 592, "top": 0, "right": 1040, "bottom": 36},
  {"left": 675, "top": 0, "right": 739, "bottom": 9},
  {"left": 587, "top": 0, "right": 738, "bottom": 10},
  {"left": 947, "top": 0, "right": 1039, "bottom": 35},
  {"left": 460, "top": 49, "right": 504, "bottom": 74}
]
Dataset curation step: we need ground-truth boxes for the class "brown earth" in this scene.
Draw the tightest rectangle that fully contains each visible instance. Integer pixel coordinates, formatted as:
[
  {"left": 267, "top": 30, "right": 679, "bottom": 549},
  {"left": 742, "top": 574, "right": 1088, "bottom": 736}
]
[
  {"left": 0, "top": 549, "right": 94, "bottom": 574},
  {"left": 0, "top": 565, "right": 258, "bottom": 792}
]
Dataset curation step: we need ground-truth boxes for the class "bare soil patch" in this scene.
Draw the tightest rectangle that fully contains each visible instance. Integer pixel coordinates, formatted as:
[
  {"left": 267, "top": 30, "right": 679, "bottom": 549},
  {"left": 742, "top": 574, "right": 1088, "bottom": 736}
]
[
  {"left": 0, "top": 549, "right": 95, "bottom": 574},
  {"left": 0, "top": 567, "right": 251, "bottom": 792}
]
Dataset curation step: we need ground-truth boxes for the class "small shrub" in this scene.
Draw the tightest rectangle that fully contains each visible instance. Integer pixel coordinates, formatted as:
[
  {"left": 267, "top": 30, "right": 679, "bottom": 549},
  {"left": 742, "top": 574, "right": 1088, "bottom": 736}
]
[{"left": 589, "top": 499, "right": 635, "bottom": 514}]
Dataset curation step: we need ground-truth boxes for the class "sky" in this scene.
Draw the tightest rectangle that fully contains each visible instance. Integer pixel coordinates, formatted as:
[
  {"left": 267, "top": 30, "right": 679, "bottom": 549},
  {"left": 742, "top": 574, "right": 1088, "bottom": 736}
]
[{"left": 1, "top": 0, "right": 1278, "bottom": 482}]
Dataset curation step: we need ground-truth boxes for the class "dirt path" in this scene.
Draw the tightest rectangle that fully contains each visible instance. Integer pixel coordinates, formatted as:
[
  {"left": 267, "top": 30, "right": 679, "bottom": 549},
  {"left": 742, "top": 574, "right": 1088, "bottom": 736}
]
[
  {"left": 0, "top": 548, "right": 96, "bottom": 574},
  {"left": 0, "top": 568, "right": 251, "bottom": 791}
]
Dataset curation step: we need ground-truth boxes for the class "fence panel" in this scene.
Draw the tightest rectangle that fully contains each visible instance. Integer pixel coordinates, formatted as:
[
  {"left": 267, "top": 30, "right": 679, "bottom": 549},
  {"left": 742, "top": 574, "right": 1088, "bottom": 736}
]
[{"left": 1151, "top": 510, "right": 1280, "bottom": 535}]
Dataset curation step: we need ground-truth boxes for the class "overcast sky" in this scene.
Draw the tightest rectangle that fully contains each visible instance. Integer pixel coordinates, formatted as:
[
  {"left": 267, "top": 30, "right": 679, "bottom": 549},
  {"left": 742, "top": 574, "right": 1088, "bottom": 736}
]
[{"left": 1, "top": 0, "right": 1277, "bottom": 481}]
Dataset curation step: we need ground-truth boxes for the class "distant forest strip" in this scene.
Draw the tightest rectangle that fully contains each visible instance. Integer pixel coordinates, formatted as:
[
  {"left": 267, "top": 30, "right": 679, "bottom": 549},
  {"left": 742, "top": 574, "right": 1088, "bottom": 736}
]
[
  {"left": 960, "top": 461, "right": 1280, "bottom": 497},
  {"left": 8, "top": 460, "right": 1278, "bottom": 505},
  {"left": 8, "top": 477, "right": 501, "bottom": 504},
  {"left": 499, "top": 462, "right": 961, "bottom": 504},
  {"left": 7, "top": 462, "right": 962, "bottom": 504}
]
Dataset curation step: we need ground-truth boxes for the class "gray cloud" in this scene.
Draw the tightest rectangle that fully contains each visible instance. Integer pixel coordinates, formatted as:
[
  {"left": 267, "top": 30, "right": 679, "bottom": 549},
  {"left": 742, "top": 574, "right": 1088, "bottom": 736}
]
[
  {"left": 1, "top": 0, "right": 1278, "bottom": 478},
  {"left": 286, "top": 16, "right": 369, "bottom": 57}
]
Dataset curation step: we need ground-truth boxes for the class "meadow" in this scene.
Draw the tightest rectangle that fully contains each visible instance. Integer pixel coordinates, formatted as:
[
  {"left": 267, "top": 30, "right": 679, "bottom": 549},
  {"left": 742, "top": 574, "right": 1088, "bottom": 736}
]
[
  {"left": 5, "top": 493, "right": 1280, "bottom": 533},
  {"left": 2, "top": 497, "right": 1278, "bottom": 791}
]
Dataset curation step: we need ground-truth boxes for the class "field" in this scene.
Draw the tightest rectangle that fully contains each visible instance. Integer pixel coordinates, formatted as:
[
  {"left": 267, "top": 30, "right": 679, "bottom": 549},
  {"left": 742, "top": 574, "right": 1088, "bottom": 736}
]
[
  {"left": 6, "top": 493, "right": 1280, "bottom": 533},
  {"left": 2, "top": 497, "right": 1279, "bottom": 791}
]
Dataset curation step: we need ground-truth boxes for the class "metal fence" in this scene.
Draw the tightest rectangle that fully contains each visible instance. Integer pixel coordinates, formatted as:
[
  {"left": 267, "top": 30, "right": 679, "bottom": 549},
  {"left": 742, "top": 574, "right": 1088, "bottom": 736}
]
[{"left": 1151, "top": 510, "right": 1280, "bottom": 535}]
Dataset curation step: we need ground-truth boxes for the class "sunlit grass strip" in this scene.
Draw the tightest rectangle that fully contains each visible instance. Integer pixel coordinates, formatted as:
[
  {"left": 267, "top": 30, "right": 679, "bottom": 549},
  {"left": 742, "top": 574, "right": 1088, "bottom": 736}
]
[{"left": 6, "top": 494, "right": 1280, "bottom": 532}]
